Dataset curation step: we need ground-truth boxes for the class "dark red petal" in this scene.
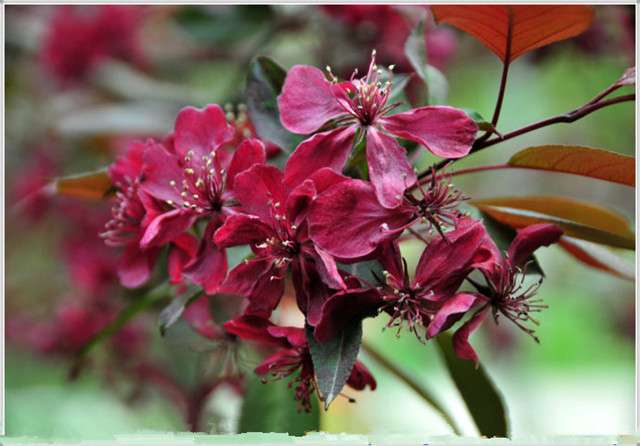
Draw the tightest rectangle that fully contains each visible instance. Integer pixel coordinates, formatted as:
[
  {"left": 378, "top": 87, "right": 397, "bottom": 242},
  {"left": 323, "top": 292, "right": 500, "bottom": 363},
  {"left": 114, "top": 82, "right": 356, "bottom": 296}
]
[
  {"left": 174, "top": 104, "right": 235, "bottom": 159},
  {"left": 283, "top": 126, "right": 356, "bottom": 191},
  {"left": 118, "top": 243, "right": 157, "bottom": 288},
  {"left": 428, "top": 293, "right": 479, "bottom": 338},
  {"left": 225, "top": 138, "right": 266, "bottom": 191},
  {"left": 378, "top": 241, "right": 405, "bottom": 289},
  {"left": 452, "top": 307, "right": 489, "bottom": 364},
  {"left": 291, "top": 258, "right": 331, "bottom": 326},
  {"left": 308, "top": 179, "right": 416, "bottom": 259},
  {"left": 507, "top": 224, "right": 563, "bottom": 268},
  {"left": 168, "top": 233, "right": 198, "bottom": 284},
  {"left": 266, "top": 325, "right": 307, "bottom": 348},
  {"left": 140, "top": 209, "right": 195, "bottom": 248},
  {"left": 285, "top": 179, "right": 316, "bottom": 227},
  {"left": 366, "top": 128, "right": 416, "bottom": 209},
  {"left": 278, "top": 65, "right": 345, "bottom": 134},
  {"left": 224, "top": 315, "right": 284, "bottom": 347},
  {"left": 313, "top": 288, "right": 382, "bottom": 343},
  {"left": 109, "top": 140, "right": 145, "bottom": 185},
  {"left": 255, "top": 349, "right": 301, "bottom": 375},
  {"left": 307, "top": 167, "right": 350, "bottom": 194},
  {"left": 220, "top": 257, "right": 285, "bottom": 318},
  {"left": 381, "top": 106, "right": 477, "bottom": 158},
  {"left": 311, "top": 246, "right": 346, "bottom": 290},
  {"left": 214, "top": 214, "right": 275, "bottom": 248},
  {"left": 141, "top": 142, "right": 183, "bottom": 203},
  {"left": 232, "top": 164, "right": 286, "bottom": 224},
  {"left": 183, "top": 234, "right": 228, "bottom": 295},
  {"left": 347, "top": 361, "right": 377, "bottom": 391},
  {"left": 414, "top": 218, "right": 485, "bottom": 293}
]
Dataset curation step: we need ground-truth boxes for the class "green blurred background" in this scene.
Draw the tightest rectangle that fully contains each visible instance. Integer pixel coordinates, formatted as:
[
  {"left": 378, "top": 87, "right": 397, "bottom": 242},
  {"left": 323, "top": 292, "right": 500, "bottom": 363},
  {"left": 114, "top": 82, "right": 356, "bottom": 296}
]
[{"left": 5, "top": 4, "right": 635, "bottom": 438}]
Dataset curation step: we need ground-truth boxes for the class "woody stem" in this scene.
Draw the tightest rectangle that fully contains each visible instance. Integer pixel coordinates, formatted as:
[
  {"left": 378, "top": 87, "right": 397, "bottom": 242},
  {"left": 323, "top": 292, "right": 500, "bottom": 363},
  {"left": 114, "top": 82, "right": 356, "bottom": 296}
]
[{"left": 361, "top": 341, "right": 463, "bottom": 435}]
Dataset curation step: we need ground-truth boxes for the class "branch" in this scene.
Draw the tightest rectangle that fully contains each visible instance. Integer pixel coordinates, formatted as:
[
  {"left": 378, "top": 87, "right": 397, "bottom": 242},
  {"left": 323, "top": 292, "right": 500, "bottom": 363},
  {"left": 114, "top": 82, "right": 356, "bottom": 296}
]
[
  {"left": 417, "top": 93, "right": 635, "bottom": 180},
  {"left": 361, "top": 341, "right": 462, "bottom": 435}
]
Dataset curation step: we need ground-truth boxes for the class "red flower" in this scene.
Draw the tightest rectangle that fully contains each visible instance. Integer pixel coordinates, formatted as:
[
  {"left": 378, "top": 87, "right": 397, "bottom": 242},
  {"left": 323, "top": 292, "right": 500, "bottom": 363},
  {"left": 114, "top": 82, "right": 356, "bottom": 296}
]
[
  {"left": 278, "top": 53, "right": 477, "bottom": 208},
  {"left": 308, "top": 173, "right": 466, "bottom": 260},
  {"left": 102, "top": 140, "right": 197, "bottom": 288},
  {"left": 313, "top": 218, "right": 488, "bottom": 342},
  {"left": 214, "top": 165, "right": 348, "bottom": 322},
  {"left": 40, "top": 5, "right": 146, "bottom": 86},
  {"left": 139, "top": 104, "right": 266, "bottom": 293},
  {"left": 225, "top": 316, "right": 376, "bottom": 411},
  {"left": 430, "top": 223, "right": 563, "bottom": 363}
]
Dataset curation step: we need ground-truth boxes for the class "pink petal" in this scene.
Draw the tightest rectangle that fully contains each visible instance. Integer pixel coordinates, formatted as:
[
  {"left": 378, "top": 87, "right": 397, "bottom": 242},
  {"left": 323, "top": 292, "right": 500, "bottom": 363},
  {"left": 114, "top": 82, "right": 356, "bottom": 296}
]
[
  {"left": 183, "top": 296, "right": 224, "bottom": 340},
  {"left": 141, "top": 142, "right": 183, "bottom": 204},
  {"left": 452, "top": 307, "right": 489, "bottom": 364},
  {"left": 283, "top": 126, "right": 356, "bottom": 191},
  {"left": 381, "top": 106, "right": 477, "bottom": 158},
  {"left": 225, "top": 138, "right": 266, "bottom": 192},
  {"left": 308, "top": 179, "right": 416, "bottom": 259},
  {"left": 214, "top": 214, "right": 275, "bottom": 248},
  {"left": 118, "top": 243, "right": 157, "bottom": 288},
  {"left": 414, "top": 218, "right": 485, "bottom": 293},
  {"left": 183, "top": 231, "right": 228, "bottom": 295},
  {"left": 140, "top": 209, "right": 195, "bottom": 248},
  {"left": 232, "top": 164, "right": 286, "bottom": 224},
  {"left": 174, "top": 104, "right": 235, "bottom": 159},
  {"left": 311, "top": 246, "right": 346, "bottom": 290},
  {"left": 278, "top": 65, "right": 345, "bottom": 134},
  {"left": 366, "top": 128, "right": 416, "bottom": 209},
  {"left": 307, "top": 167, "right": 350, "bottom": 194},
  {"left": 224, "top": 315, "right": 284, "bottom": 347},
  {"left": 109, "top": 140, "right": 145, "bottom": 185},
  {"left": 291, "top": 259, "right": 331, "bottom": 326},
  {"left": 427, "top": 293, "right": 479, "bottom": 338},
  {"left": 507, "top": 224, "right": 563, "bottom": 268},
  {"left": 168, "top": 234, "right": 198, "bottom": 284}
]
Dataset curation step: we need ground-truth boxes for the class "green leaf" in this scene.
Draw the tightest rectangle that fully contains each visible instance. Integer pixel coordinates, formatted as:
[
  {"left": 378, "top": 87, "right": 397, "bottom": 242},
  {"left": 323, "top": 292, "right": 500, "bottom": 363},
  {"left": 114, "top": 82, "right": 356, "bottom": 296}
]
[
  {"left": 338, "top": 259, "right": 384, "bottom": 286},
  {"left": 306, "top": 323, "right": 362, "bottom": 410},
  {"left": 238, "top": 372, "right": 320, "bottom": 435},
  {"left": 245, "top": 56, "right": 300, "bottom": 152},
  {"left": 405, "top": 19, "right": 428, "bottom": 81},
  {"left": 436, "top": 334, "right": 509, "bottom": 438},
  {"left": 424, "top": 65, "right": 449, "bottom": 104},
  {"left": 462, "top": 108, "right": 495, "bottom": 132},
  {"left": 158, "top": 287, "right": 201, "bottom": 336}
]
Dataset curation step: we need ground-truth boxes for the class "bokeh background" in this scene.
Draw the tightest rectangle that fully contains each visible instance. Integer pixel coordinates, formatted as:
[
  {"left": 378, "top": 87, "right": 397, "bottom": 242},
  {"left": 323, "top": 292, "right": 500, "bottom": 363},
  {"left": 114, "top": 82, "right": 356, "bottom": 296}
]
[{"left": 4, "top": 4, "right": 635, "bottom": 439}]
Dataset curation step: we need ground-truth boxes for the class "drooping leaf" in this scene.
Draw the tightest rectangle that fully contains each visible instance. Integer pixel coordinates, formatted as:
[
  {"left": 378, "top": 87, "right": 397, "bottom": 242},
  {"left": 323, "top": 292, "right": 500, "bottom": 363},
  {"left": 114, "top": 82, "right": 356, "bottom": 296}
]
[
  {"left": 508, "top": 145, "right": 635, "bottom": 187},
  {"left": 559, "top": 236, "right": 634, "bottom": 281},
  {"left": 471, "top": 196, "right": 634, "bottom": 239},
  {"left": 238, "top": 371, "right": 320, "bottom": 435},
  {"left": 306, "top": 323, "right": 362, "bottom": 410},
  {"left": 473, "top": 205, "right": 634, "bottom": 250},
  {"left": 432, "top": 5, "right": 594, "bottom": 62},
  {"left": 158, "top": 288, "right": 202, "bottom": 336},
  {"left": 480, "top": 211, "right": 544, "bottom": 276},
  {"left": 436, "top": 334, "right": 508, "bottom": 438},
  {"left": 245, "top": 56, "right": 300, "bottom": 152},
  {"left": 51, "top": 168, "right": 113, "bottom": 200},
  {"left": 405, "top": 18, "right": 428, "bottom": 81}
]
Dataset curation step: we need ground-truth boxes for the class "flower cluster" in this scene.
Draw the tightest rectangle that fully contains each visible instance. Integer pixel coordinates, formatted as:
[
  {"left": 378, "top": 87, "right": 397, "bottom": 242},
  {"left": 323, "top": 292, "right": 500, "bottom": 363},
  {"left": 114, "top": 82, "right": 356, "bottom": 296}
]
[{"left": 102, "top": 54, "right": 562, "bottom": 410}]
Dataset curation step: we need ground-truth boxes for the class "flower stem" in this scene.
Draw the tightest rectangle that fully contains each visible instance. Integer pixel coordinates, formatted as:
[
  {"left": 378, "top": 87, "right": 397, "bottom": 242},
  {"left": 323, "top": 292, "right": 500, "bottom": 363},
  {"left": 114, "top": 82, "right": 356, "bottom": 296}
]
[{"left": 361, "top": 341, "right": 462, "bottom": 435}]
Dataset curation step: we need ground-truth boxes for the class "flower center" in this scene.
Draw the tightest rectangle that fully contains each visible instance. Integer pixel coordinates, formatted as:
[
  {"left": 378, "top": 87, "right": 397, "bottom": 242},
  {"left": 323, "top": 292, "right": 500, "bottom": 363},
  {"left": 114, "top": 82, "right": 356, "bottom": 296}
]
[
  {"left": 491, "top": 264, "right": 547, "bottom": 342},
  {"left": 165, "top": 149, "right": 225, "bottom": 214},
  {"left": 101, "top": 178, "right": 145, "bottom": 246}
]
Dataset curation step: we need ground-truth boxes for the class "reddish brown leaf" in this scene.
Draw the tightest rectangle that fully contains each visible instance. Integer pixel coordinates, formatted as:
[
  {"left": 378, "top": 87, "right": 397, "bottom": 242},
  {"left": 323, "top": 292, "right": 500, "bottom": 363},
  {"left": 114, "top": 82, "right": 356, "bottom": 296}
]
[
  {"left": 508, "top": 145, "right": 635, "bottom": 187},
  {"left": 559, "top": 236, "right": 634, "bottom": 281},
  {"left": 432, "top": 5, "right": 594, "bottom": 62},
  {"left": 52, "top": 168, "right": 113, "bottom": 200}
]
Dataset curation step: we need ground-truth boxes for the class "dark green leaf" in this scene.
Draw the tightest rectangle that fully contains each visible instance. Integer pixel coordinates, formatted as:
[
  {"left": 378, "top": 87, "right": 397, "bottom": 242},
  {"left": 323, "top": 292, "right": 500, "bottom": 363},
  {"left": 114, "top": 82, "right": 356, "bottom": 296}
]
[
  {"left": 238, "top": 372, "right": 320, "bottom": 435},
  {"left": 436, "top": 334, "right": 509, "bottom": 438},
  {"left": 462, "top": 108, "right": 495, "bottom": 132},
  {"left": 338, "top": 259, "right": 384, "bottom": 286},
  {"left": 158, "top": 287, "right": 201, "bottom": 336},
  {"left": 306, "top": 323, "right": 362, "bottom": 410},
  {"left": 245, "top": 56, "right": 301, "bottom": 152},
  {"left": 405, "top": 19, "right": 428, "bottom": 81}
]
